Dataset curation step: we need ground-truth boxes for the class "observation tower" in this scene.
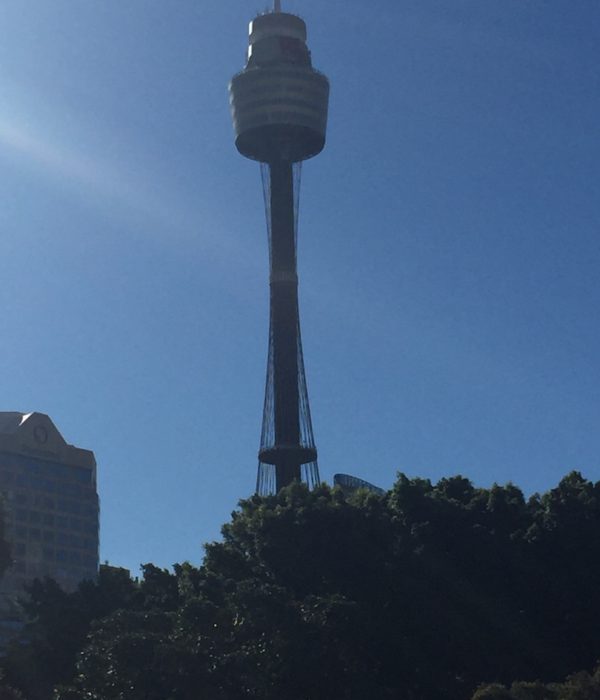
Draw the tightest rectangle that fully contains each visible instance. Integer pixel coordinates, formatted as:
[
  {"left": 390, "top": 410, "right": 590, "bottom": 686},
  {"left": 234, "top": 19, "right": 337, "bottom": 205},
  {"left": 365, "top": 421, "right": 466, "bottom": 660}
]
[{"left": 229, "top": 1, "right": 329, "bottom": 494}]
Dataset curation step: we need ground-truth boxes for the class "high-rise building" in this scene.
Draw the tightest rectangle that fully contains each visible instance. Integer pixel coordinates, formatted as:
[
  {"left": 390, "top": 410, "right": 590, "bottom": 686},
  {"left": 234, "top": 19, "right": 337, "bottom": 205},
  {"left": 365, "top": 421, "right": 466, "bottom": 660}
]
[
  {"left": 0, "top": 412, "right": 99, "bottom": 631},
  {"left": 229, "top": 2, "right": 329, "bottom": 495}
]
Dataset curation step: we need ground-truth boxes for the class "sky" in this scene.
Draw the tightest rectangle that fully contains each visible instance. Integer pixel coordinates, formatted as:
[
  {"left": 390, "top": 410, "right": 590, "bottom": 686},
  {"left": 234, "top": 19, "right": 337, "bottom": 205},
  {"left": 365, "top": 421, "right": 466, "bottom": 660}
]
[{"left": 0, "top": 1, "right": 599, "bottom": 575}]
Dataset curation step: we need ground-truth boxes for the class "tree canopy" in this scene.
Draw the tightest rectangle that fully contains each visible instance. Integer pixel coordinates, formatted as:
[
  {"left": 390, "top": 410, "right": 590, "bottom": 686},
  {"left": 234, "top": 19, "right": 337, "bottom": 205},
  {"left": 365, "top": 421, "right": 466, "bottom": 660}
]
[
  {"left": 473, "top": 664, "right": 600, "bottom": 699},
  {"left": 2, "top": 472, "right": 600, "bottom": 700}
]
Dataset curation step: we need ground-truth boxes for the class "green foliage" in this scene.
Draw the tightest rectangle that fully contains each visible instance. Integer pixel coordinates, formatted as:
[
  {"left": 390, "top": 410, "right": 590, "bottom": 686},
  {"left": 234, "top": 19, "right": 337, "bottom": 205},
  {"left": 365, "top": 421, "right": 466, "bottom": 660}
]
[
  {"left": 0, "top": 686, "right": 24, "bottom": 700},
  {"left": 0, "top": 673, "right": 24, "bottom": 700},
  {"left": 472, "top": 684, "right": 516, "bottom": 699},
  {"left": 3, "top": 472, "right": 600, "bottom": 700},
  {"left": 2, "top": 566, "right": 138, "bottom": 700},
  {"left": 472, "top": 663, "right": 600, "bottom": 699}
]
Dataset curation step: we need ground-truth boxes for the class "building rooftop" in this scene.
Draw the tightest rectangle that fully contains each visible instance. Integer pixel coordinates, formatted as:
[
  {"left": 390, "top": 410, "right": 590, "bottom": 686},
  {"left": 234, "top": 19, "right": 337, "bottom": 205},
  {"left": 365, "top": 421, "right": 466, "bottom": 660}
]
[
  {"left": 0, "top": 412, "right": 95, "bottom": 470},
  {"left": 0, "top": 412, "right": 30, "bottom": 434}
]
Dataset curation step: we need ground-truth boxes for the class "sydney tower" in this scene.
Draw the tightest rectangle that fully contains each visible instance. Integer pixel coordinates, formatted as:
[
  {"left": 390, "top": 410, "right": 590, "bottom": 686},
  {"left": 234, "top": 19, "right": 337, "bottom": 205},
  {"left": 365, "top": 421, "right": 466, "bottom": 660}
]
[{"left": 229, "top": 2, "right": 329, "bottom": 494}]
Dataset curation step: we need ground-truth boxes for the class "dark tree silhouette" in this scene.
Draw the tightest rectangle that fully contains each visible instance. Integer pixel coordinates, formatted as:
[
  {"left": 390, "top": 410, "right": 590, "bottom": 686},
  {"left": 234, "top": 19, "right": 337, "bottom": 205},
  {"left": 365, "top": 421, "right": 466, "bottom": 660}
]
[{"left": 2, "top": 472, "right": 600, "bottom": 700}]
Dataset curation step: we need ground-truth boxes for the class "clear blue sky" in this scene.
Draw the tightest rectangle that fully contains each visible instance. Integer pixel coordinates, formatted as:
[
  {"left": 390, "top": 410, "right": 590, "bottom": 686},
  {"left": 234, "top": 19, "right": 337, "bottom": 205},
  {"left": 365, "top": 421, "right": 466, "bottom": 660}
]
[{"left": 1, "top": 1, "right": 598, "bottom": 575}]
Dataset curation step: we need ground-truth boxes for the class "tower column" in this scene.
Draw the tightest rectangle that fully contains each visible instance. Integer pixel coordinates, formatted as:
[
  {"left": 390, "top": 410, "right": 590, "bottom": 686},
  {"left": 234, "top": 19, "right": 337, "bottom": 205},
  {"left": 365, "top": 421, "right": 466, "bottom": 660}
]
[{"left": 269, "top": 159, "right": 301, "bottom": 489}]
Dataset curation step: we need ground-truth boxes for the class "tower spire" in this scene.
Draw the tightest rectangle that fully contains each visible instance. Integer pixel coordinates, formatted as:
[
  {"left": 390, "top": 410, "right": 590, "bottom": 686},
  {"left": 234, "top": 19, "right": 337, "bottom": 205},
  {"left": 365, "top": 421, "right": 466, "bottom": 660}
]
[{"left": 274, "top": 0, "right": 281, "bottom": 12}]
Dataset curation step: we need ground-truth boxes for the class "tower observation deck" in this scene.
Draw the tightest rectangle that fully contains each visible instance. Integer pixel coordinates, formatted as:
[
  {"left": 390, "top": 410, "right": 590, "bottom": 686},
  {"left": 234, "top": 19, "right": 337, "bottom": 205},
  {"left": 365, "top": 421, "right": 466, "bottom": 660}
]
[{"left": 229, "top": 3, "right": 329, "bottom": 494}]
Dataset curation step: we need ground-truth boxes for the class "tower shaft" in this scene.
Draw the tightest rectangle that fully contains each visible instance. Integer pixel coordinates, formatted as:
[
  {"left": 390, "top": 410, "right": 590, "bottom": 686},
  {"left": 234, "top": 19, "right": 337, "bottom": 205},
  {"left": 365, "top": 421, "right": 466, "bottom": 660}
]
[{"left": 269, "top": 160, "right": 301, "bottom": 489}]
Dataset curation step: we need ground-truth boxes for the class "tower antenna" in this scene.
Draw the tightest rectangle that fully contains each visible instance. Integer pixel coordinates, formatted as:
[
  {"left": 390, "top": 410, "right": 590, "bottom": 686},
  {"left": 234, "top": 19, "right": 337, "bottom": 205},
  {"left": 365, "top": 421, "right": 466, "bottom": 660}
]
[{"left": 274, "top": 0, "right": 281, "bottom": 12}]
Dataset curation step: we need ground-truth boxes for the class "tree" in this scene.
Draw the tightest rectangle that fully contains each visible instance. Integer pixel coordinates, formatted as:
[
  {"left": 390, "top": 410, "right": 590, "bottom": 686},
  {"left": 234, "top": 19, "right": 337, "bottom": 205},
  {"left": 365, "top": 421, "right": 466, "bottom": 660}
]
[
  {"left": 472, "top": 662, "right": 600, "bottom": 699},
  {"left": 4, "top": 473, "right": 600, "bottom": 700},
  {"left": 2, "top": 566, "right": 137, "bottom": 700},
  {"left": 0, "top": 675, "right": 24, "bottom": 700}
]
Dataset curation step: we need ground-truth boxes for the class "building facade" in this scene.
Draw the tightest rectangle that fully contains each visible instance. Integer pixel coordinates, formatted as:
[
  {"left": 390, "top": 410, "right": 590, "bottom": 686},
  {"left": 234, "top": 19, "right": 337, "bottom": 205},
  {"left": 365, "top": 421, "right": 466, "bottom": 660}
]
[{"left": 0, "top": 412, "right": 99, "bottom": 625}]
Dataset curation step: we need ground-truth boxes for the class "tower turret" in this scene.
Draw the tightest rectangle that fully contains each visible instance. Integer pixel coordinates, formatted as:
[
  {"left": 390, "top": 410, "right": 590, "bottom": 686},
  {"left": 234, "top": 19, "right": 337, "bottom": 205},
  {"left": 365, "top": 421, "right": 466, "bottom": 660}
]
[
  {"left": 230, "top": 10, "right": 329, "bottom": 163},
  {"left": 229, "top": 4, "right": 329, "bottom": 494}
]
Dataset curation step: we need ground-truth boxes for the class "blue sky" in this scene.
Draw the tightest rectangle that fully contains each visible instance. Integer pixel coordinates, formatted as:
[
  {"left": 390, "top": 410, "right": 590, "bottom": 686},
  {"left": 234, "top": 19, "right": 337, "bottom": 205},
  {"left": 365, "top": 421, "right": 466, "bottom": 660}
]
[{"left": 0, "top": 1, "right": 598, "bottom": 574}]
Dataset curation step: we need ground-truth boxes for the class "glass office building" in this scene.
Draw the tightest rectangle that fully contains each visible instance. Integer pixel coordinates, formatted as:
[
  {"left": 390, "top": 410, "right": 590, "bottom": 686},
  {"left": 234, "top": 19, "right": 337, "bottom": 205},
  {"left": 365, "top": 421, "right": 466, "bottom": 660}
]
[{"left": 0, "top": 412, "right": 99, "bottom": 631}]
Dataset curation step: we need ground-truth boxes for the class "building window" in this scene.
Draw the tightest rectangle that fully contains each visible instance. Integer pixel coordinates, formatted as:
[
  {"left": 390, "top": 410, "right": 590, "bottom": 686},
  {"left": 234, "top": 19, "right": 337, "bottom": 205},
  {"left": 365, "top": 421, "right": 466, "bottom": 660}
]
[
  {"left": 57, "top": 499, "right": 81, "bottom": 515},
  {"left": 43, "top": 496, "right": 55, "bottom": 510},
  {"left": 29, "top": 463, "right": 42, "bottom": 477},
  {"left": 77, "top": 469, "right": 92, "bottom": 484}
]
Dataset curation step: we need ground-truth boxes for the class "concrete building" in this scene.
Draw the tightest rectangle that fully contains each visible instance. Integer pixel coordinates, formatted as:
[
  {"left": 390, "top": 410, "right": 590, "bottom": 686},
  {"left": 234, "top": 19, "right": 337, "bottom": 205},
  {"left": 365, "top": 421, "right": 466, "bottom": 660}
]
[{"left": 0, "top": 412, "right": 99, "bottom": 626}]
